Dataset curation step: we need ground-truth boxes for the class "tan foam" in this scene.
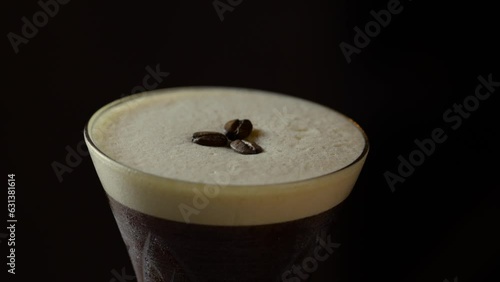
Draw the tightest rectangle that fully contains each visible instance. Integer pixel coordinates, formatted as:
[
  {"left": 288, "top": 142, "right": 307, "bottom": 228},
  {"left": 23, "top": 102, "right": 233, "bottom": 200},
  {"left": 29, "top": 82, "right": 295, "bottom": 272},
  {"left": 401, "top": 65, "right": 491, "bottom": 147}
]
[{"left": 85, "top": 87, "right": 368, "bottom": 225}]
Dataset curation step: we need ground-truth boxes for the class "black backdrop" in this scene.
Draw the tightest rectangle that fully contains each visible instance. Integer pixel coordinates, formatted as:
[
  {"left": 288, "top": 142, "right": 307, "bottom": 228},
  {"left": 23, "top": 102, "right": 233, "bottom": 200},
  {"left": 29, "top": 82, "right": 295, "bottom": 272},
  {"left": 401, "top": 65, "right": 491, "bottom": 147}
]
[{"left": 5, "top": 0, "right": 499, "bottom": 281}]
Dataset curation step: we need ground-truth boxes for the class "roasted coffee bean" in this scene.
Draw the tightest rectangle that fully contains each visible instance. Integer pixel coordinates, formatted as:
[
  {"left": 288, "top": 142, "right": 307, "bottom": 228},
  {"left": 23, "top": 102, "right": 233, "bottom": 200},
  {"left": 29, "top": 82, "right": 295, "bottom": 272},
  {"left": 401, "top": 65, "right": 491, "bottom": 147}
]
[
  {"left": 224, "top": 119, "right": 253, "bottom": 140},
  {"left": 230, "top": 139, "right": 263, "bottom": 154},
  {"left": 192, "top": 132, "right": 228, "bottom": 147}
]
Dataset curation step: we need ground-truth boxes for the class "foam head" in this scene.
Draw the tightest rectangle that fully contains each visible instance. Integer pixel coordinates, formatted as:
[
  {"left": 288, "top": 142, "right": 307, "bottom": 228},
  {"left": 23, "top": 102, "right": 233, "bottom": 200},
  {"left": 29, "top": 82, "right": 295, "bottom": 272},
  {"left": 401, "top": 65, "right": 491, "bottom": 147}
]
[{"left": 85, "top": 87, "right": 368, "bottom": 226}]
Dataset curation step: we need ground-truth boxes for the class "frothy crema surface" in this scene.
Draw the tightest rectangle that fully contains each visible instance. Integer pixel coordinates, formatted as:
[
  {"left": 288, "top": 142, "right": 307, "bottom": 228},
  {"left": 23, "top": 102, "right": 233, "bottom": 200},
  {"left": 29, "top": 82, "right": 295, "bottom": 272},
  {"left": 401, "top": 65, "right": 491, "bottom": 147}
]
[{"left": 85, "top": 87, "right": 368, "bottom": 225}]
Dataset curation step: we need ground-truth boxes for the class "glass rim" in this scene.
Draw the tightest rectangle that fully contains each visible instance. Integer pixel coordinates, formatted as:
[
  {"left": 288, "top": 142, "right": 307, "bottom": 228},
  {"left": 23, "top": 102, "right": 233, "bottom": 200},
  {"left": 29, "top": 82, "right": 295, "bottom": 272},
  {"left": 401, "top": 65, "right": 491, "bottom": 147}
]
[{"left": 84, "top": 86, "right": 370, "bottom": 189}]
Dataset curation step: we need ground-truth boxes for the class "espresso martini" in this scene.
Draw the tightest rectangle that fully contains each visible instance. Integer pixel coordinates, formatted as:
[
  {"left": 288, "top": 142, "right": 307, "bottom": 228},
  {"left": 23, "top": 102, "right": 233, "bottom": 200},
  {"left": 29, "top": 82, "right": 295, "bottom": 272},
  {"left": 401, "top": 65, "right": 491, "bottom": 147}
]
[{"left": 85, "top": 87, "right": 368, "bottom": 281}]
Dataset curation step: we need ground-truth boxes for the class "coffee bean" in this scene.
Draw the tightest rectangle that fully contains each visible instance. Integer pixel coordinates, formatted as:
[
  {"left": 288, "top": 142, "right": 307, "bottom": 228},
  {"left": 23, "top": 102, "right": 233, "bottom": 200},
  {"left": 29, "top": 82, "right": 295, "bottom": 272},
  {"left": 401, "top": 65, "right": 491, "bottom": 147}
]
[
  {"left": 224, "top": 119, "right": 253, "bottom": 140},
  {"left": 192, "top": 132, "right": 228, "bottom": 147},
  {"left": 230, "top": 139, "right": 263, "bottom": 154}
]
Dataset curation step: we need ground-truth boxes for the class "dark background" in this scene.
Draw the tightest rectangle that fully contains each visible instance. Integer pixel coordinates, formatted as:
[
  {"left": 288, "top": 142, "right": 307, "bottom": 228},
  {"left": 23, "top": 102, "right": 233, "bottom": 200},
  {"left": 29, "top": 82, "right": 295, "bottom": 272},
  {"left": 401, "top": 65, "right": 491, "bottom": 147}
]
[{"left": 5, "top": 0, "right": 499, "bottom": 281}]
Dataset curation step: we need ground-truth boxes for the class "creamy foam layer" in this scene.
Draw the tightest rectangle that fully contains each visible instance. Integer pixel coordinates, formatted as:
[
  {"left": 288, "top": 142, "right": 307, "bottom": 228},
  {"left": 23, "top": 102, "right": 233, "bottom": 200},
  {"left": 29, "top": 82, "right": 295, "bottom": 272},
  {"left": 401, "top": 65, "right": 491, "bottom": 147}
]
[{"left": 85, "top": 87, "right": 368, "bottom": 225}]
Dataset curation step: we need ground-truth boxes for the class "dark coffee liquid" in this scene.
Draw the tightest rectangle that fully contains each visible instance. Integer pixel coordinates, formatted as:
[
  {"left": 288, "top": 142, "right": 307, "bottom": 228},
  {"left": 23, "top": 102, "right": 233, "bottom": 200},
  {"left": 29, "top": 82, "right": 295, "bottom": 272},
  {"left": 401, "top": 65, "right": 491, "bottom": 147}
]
[{"left": 108, "top": 196, "right": 340, "bottom": 282}]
